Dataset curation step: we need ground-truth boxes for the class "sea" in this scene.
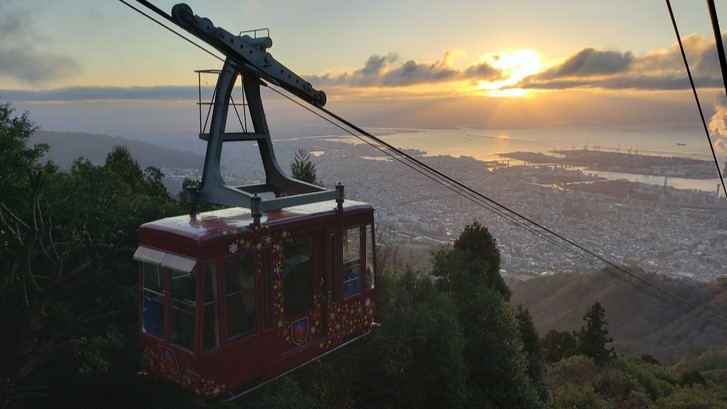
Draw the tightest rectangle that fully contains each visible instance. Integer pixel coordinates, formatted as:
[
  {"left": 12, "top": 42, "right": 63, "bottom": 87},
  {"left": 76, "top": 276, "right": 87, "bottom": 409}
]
[
  {"left": 117, "top": 122, "right": 726, "bottom": 195},
  {"left": 345, "top": 125, "right": 727, "bottom": 195}
]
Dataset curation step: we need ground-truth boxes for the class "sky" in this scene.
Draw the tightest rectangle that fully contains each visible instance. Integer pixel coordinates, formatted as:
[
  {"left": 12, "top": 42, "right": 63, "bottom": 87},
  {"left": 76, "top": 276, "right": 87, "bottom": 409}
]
[{"left": 2, "top": 0, "right": 727, "bottom": 150}]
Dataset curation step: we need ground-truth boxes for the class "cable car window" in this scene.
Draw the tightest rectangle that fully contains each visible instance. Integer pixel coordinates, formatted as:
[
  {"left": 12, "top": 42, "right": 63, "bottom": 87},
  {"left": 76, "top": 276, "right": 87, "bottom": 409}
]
[
  {"left": 262, "top": 250, "right": 272, "bottom": 329},
  {"left": 225, "top": 254, "right": 256, "bottom": 340},
  {"left": 170, "top": 269, "right": 196, "bottom": 350},
  {"left": 366, "top": 224, "right": 375, "bottom": 290},
  {"left": 284, "top": 238, "right": 313, "bottom": 317},
  {"left": 141, "top": 262, "right": 164, "bottom": 338},
  {"left": 343, "top": 227, "right": 362, "bottom": 298},
  {"left": 203, "top": 262, "right": 220, "bottom": 350}
]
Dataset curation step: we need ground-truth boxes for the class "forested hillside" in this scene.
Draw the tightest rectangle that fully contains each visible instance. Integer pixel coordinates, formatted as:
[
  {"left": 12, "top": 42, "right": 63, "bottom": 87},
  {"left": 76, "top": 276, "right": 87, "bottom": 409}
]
[{"left": 511, "top": 269, "right": 727, "bottom": 363}]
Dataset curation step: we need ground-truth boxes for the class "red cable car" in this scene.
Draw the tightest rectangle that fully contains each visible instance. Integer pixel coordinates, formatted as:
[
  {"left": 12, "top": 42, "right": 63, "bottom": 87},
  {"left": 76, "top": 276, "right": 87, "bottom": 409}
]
[
  {"left": 134, "top": 201, "right": 376, "bottom": 399},
  {"left": 128, "top": 2, "right": 377, "bottom": 400}
]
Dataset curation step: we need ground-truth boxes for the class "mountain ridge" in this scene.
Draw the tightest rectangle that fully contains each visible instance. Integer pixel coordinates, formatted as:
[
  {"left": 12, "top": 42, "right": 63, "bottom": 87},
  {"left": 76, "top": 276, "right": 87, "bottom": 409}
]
[{"left": 29, "top": 130, "right": 203, "bottom": 170}]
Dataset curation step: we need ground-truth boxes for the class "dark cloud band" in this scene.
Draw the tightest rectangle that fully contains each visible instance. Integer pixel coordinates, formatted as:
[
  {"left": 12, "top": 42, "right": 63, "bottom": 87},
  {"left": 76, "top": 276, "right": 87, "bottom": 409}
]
[
  {"left": 309, "top": 51, "right": 502, "bottom": 88},
  {"left": 0, "top": 3, "right": 80, "bottom": 84},
  {"left": 0, "top": 86, "right": 200, "bottom": 102}
]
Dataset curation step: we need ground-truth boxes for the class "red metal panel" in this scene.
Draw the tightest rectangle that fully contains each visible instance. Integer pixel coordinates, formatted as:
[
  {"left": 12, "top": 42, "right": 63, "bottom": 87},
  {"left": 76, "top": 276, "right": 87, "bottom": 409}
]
[{"left": 138, "top": 201, "right": 375, "bottom": 399}]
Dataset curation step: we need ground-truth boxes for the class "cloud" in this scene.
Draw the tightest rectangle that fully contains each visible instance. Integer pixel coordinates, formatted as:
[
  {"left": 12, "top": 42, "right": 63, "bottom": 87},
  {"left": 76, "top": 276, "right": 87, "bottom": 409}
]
[
  {"left": 309, "top": 50, "right": 502, "bottom": 88},
  {"left": 464, "top": 61, "right": 501, "bottom": 79},
  {"left": 519, "top": 32, "right": 726, "bottom": 92},
  {"left": 537, "top": 48, "right": 633, "bottom": 79},
  {"left": 0, "top": 3, "right": 80, "bottom": 85},
  {"left": 313, "top": 34, "right": 725, "bottom": 94}
]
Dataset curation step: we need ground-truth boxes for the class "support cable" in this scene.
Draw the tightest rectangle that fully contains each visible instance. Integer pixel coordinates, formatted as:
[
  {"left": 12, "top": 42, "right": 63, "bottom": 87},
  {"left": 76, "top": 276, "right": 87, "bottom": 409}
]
[
  {"left": 666, "top": 0, "right": 727, "bottom": 198},
  {"left": 708, "top": 0, "right": 727, "bottom": 99},
  {"left": 120, "top": 0, "right": 726, "bottom": 323},
  {"left": 318, "top": 104, "right": 724, "bottom": 322},
  {"left": 272, "top": 86, "right": 725, "bottom": 323},
  {"left": 119, "top": 0, "right": 224, "bottom": 63}
]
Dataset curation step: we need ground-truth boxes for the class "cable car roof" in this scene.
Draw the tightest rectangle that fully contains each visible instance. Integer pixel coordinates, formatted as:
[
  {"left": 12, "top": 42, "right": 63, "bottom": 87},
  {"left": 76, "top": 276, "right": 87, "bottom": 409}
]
[{"left": 139, "top": 199, "right": 373, "bottom": 242}]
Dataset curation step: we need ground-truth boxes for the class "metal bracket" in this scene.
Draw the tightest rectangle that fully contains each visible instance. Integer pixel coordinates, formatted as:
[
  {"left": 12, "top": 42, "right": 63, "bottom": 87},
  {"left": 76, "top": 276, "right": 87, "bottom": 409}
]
[{"left": 197, "top": 59, "right": 342, "bottom": 212}]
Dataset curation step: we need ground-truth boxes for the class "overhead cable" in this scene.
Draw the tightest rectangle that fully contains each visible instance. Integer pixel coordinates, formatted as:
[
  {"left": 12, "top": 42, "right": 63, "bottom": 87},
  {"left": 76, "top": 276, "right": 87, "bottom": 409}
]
[
  {"left": 666, "top": 0, "right": 727, "bottom": 198},
  {"left": 120, "top": 0, "right": 726, "bottom": 324}
]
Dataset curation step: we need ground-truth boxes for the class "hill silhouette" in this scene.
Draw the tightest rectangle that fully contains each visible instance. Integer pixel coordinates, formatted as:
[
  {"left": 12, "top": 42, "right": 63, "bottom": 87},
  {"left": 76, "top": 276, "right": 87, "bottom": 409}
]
[
  {"left": 510, "top": 269, "right": 727, "bottom": 364},
  {"left": 29, "top": 130, "right": 203, "bottom": 170}
]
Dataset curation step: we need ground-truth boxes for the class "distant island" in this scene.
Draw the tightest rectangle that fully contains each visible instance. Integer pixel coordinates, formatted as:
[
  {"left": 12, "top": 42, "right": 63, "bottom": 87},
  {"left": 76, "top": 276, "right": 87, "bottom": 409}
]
[{"left": 500, "top": 149, "right": 718, "bottom": 179}]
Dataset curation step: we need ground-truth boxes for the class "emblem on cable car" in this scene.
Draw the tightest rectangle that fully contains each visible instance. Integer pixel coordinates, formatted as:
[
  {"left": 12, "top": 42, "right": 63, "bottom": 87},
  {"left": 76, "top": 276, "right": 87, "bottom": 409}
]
[
  {"left": 291, "top": 317, "right": 309, "bottom": 345},
  {"left": 160, "top": 345, "right": 179, "bottom": 373}
]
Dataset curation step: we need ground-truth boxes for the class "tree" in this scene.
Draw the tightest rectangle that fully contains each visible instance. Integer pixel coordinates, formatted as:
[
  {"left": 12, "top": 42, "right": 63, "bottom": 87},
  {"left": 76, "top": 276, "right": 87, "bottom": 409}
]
[
  {"left": 322, "top": 269, "right": 468, "bottom": 409},
  {"left": 0, "top": 102, "right": 46, "bottom": 280},
  {"left": 431, "top": 220, "right": 510, "bottom": 301},
  {"left": 0, "top": 102, "right": 182, "bottom": 407},
  {"left": 516, "top": 305, "right": 548, "bottom": 403},
  {"left": 460, "top": 287, "right": 543, "bottom": 408},
  {"left": 578, "top": 302, "right": 615, "bottom": 366},
  {"left": 453, "top": 220, "right": 501, "bottom": 262},
  {"left": 542, "top": 329, "right": 579, "bottom": 363},
  {"left": 549, "top": 384, "right": 612, "bottom": 409},
  {"left": 0, "top": 102, "right": 44, "bottom": 211},
  {"left": 653, "top": 386, "right": 727, "bottom": 409},
  {"left": 431, "top": 222, "right": 544, "bottom": 408},
  {"left": 290, "top": 148, "right": 320, "bottom": 185}
]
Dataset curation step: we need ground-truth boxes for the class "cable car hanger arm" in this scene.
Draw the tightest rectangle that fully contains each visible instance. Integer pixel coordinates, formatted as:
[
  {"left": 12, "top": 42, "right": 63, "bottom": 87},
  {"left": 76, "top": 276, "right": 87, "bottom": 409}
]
[{"left": 134, "top": 1, "right": 326, "bottom": 107}]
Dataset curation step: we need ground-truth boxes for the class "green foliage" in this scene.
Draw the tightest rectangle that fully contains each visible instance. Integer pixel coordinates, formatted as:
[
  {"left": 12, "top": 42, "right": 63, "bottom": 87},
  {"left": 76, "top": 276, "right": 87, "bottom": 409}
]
[
  {"left": 516, "top": 305, "right": 549, "bottom": 403},
  {"left": 595, "top": 368, "right": 649, "bottom": 407},
  {"left": 690, "top": 350, "right": 727, "bottom": 372},
  {"left": 430, "top": 221, "right": 543, "bottom": 407},
  {"left": 679, "top": 370, "right": 707, "bottom": 387},
  {"left": 677, "top": 349, "right": 727, "bottom": 387},
  {"left": 546, "top": 355, "right": 601, "bottom": 392},
  {"left": 290, "top": 148, "right": 320, "bottom": 185},
  {"left": 343, "top": 269, "right": 468, "bottom": 409},
  {"left": 612, "top": 356, "right": 678, "bottom": 401},
  {"left": 0, "top": 102, "right": 44, "bottom": 210},
  {"left": 590, "top": 356, "right": 677, "bottom": 408},
  {"left": 453, "top": 220, "right": 501, "bottom": 262},
  {"left": 653, "top": 385, "right": 727, "bottom": 409},
  {"left": 546, "top": 353, "right": 685, "bottom": 409},
  {"left": 384, "top": 271, "right": 467, "bottom": 408},
  {"left": 641, "top": 354, "right": 661, "bottom": 365},
  {"left": 542, "top": 330, "right": 580, "bottom": 363},
  {"left": 76, "top": 328, "right": 124, "bottom": 375},
  {"left": 246, "top": 376, "right": 318, "bottom": 409},
  {"left": 431, "top": 220, "right": 510, "bottom": 301},
  {"left": 578, "top": 302, "right": 614, "bottom": 366},
  {"left": 462, "top": 287, "right": 544, "bottom": 408},
  {"left": 549, "top": 384, "right": 613, "bottom": 409},
  {"left": 0, "top": 102, "right": 183, "bottom": 407}
]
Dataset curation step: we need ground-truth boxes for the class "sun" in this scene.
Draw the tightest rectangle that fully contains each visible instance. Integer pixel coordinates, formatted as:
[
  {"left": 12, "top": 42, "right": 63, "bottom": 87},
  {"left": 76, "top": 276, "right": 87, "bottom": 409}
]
[{"left": 475, "top": 49, "right": 543, "bottom": 97}]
